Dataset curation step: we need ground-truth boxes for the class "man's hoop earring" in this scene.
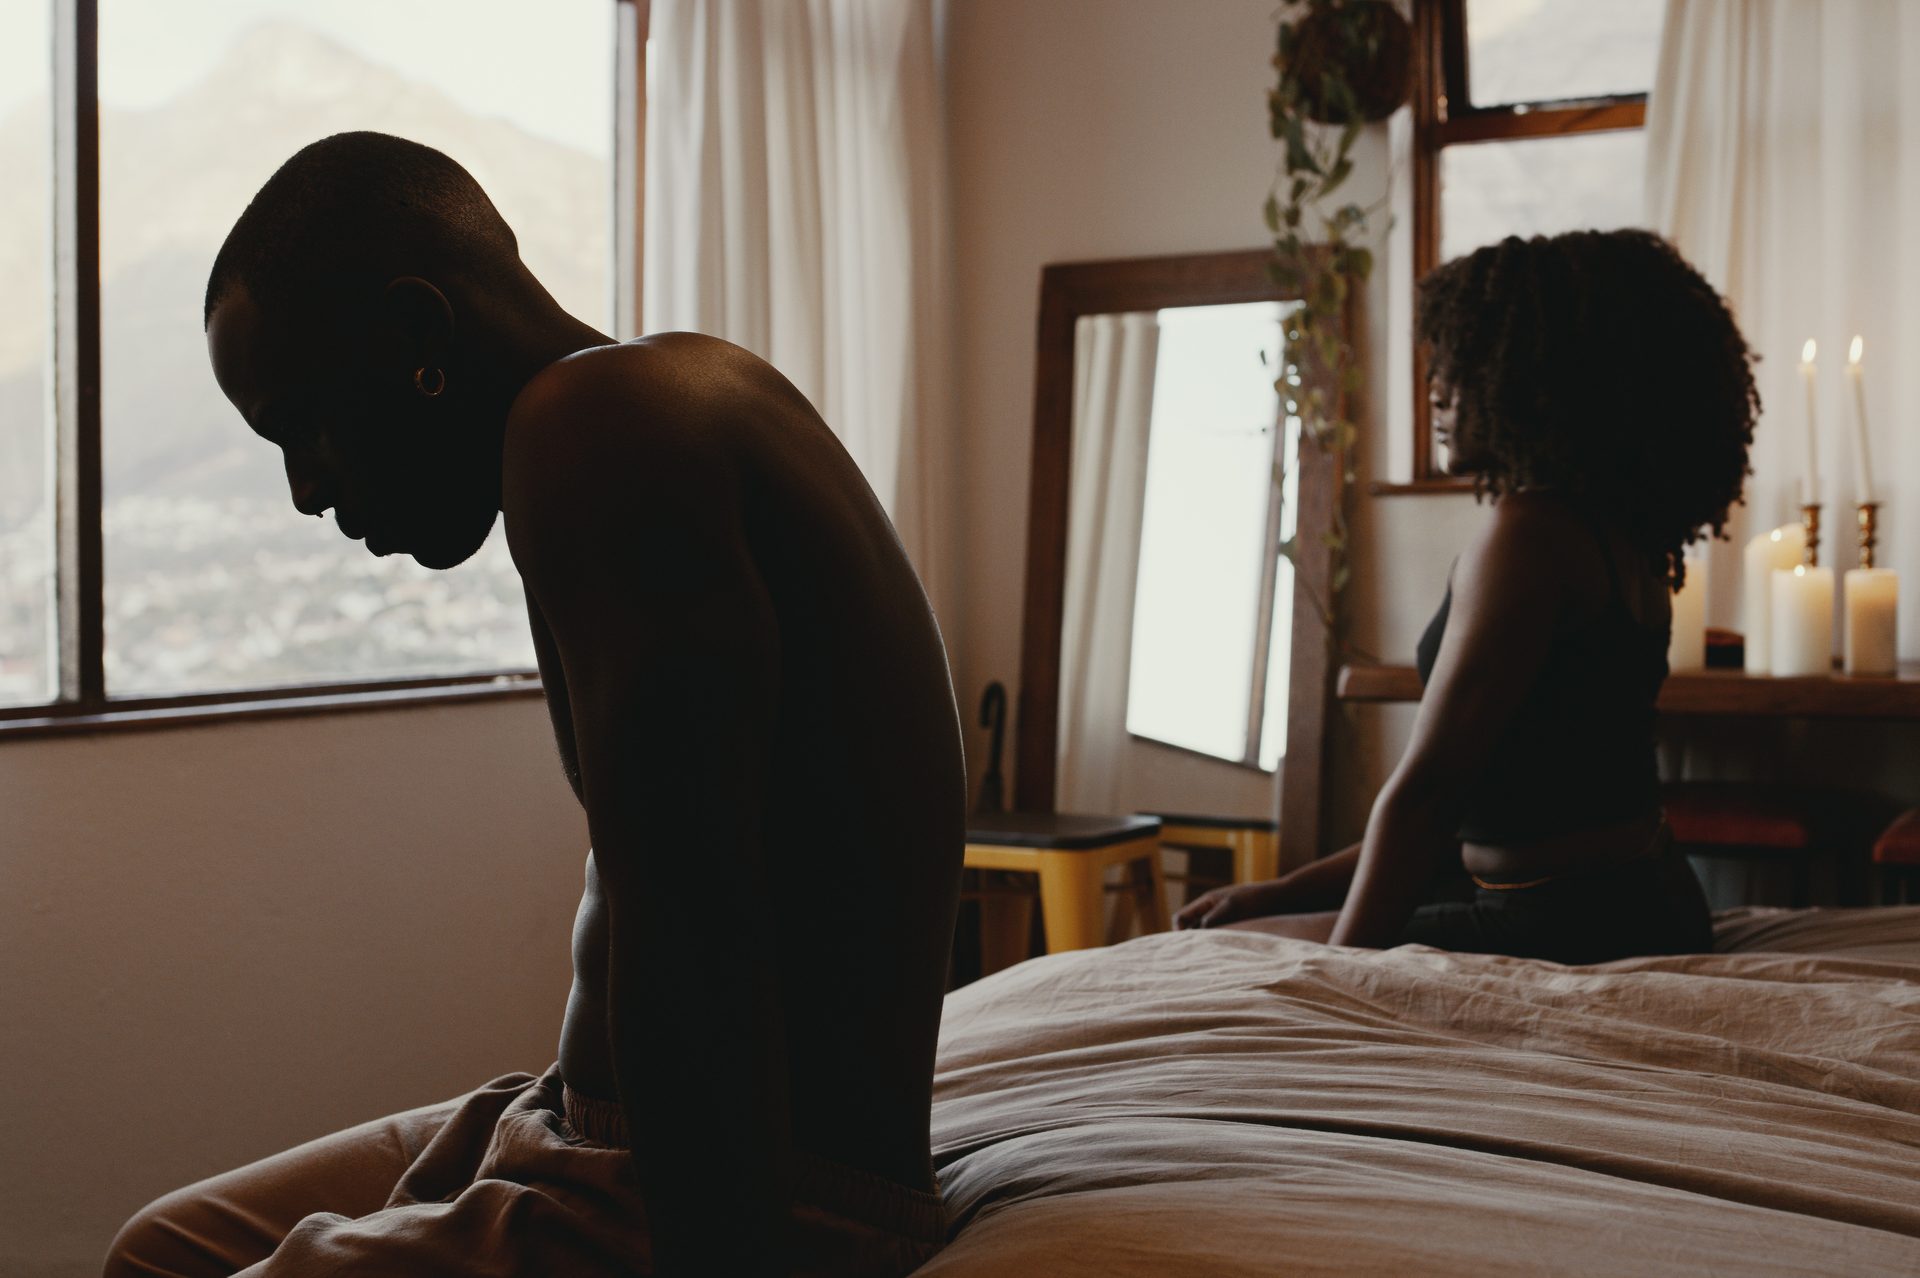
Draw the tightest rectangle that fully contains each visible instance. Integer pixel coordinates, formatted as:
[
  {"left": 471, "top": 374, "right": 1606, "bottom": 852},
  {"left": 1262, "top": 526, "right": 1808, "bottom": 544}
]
[{"left": 414, "top": 366, "right": 447, "bottom": 398}]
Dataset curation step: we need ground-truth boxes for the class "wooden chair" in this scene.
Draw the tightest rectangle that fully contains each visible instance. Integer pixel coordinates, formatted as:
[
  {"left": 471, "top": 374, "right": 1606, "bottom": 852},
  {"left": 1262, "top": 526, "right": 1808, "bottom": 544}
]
[
  {"left": 964, "top": 812, "right": 1166, "bottom": 957},
  {"left": 1873, "top": 809, "right": 1920, "bottom": 904}
]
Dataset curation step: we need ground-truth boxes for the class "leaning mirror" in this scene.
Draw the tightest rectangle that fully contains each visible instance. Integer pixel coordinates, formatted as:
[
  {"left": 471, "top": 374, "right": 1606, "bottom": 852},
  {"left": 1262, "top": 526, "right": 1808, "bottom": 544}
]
[{"left": 1015, "top": 250, "right": 1349, "bottom": 865}]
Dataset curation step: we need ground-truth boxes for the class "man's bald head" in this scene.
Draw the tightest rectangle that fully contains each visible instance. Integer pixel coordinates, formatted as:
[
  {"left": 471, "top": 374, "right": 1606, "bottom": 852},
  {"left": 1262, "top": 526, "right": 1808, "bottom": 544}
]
[{"left": 204, "top": 131, "right": 520, "bottom": 332}]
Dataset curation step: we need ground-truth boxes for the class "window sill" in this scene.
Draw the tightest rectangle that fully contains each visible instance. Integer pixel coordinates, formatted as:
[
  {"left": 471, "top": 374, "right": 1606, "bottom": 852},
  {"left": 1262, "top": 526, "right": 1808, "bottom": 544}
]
[
  {"left": 1127, "top": 732, "right": 1277, "bottom": 776},
  {"left": 0, "top": 673, "right": 544, "bottom": 741}
]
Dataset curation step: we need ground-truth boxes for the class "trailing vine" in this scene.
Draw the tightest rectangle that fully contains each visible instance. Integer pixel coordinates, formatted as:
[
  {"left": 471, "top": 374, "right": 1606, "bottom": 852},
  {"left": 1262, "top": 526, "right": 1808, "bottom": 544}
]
[{"left": 1266, "top": 0, "right": 1408, "bottom": 606}]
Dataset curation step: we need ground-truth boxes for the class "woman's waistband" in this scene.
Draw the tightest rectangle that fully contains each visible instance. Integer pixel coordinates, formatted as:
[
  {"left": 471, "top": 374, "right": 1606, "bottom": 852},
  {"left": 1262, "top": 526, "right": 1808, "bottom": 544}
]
[{"left": 1471, "top": 819, "right": 1676, "bottom": 892}]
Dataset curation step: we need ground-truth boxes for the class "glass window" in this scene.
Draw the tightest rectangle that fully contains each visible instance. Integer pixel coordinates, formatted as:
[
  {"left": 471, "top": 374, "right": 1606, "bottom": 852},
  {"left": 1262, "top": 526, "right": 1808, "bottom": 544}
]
[
  {"left": 1439, "top": 129, "right": 1647, "bottom": 262},
  {"left": 0, "top": 0, "right": 54, "bottom": 706},
  {"left": 1126, "top": 302, "right": 1289, "bottom": 766},
  {"left": 1464, "top": 0, "right": 1664, "bottom": 107},
  {"left": 97, "top": 1, "right": 615, "bottom": 694}
]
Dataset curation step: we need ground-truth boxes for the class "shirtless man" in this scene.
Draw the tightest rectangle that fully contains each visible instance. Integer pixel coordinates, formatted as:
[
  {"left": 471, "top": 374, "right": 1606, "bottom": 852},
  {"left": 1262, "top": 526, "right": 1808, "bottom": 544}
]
[{"left": 105, "top": 132, "right": 964, "bottom": 1277}]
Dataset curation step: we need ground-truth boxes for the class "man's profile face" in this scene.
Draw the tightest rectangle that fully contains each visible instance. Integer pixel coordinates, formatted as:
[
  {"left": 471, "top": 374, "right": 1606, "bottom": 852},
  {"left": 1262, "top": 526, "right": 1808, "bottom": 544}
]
[{"left": 207, "top": 285, "right": 499, "bottom": 570}]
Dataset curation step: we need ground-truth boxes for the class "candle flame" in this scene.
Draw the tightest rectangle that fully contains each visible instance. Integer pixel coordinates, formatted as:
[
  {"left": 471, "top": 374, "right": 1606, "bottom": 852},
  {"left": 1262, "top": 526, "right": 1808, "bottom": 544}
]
[
  {"left": 1794, "top": 565, "right": 1807, "bottom": 577},
  {"left": 1770, "top": 529, "right": 1783, "bottom": 542},
  {"left": 1849, "top": 335, "right": 1864, "bottom": 364},
  {"left": 1801, "top": 338, "right": 1817, "bottom": 364}
]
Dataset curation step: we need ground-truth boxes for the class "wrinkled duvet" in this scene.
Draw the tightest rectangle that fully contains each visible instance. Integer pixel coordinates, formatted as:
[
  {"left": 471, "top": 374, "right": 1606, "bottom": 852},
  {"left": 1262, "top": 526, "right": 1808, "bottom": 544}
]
[{"left": 927, "top": 908, "right": 1920, "bottom": 1276}]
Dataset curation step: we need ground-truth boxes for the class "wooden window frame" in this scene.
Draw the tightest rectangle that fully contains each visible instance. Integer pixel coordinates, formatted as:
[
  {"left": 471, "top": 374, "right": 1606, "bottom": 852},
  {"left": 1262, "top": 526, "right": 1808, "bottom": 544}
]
[
  {"left": 2, "top": 0, "right": 646, "bottom": 738},
  {"left": 1396, "top": 0, "right": 1648, "bottom": 491}
]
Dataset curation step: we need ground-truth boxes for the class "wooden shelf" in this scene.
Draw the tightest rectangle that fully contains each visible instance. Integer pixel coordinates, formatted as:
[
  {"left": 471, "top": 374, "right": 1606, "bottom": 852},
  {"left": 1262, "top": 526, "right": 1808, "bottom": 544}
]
[{"left": 1337, "top": 663, "right": 1920, "bottom": 720}]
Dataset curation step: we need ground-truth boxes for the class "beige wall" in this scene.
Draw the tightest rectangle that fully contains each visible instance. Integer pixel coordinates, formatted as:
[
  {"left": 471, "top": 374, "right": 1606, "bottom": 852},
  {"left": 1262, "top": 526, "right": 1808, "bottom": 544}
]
[
  {"left": 944, "top": 0, "right": 1482, "bottom": 843},
  {"left": 1, "top": 700, "right": 585, "bottom": 1278}
]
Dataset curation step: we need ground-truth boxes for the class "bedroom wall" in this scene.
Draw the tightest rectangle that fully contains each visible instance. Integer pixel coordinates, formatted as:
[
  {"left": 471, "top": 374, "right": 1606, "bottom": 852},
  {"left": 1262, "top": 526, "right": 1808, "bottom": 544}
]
[
  {"left": 943, "top": 0, "right": 1478, "bottom": 844},
  {"left": 0, "top": 700, "right": 585, "bottom": 1278}
]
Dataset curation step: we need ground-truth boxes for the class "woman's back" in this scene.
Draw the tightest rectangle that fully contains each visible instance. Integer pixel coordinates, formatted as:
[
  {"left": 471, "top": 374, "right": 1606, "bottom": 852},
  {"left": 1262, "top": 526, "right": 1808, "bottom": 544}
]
[{"left": 1415, "top": 493, "right": 1670, "bottom": 849}]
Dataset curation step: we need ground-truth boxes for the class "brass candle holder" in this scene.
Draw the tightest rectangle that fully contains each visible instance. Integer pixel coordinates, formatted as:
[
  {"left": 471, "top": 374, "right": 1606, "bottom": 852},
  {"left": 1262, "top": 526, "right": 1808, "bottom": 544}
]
[
  {"left": 1857, "top": 500, "right": 1881, "bottom": 569},
  {"left": 1800, "top": 502, "right": 1823, "bottom": 567}
]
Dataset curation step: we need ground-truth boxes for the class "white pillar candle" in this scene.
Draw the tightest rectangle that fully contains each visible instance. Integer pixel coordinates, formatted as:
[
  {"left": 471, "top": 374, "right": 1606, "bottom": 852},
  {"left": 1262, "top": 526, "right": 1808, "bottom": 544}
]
[
  {"left": 1667, "top": 553, "right": 1709, "bottom": 673},
  {"left": 1844, "top": 567, "right": 1899, "bottom": 676},
  {"left": 1770, "top": 564, "right": 1834, "bottom": 677},
  {"left": 1847, "top": 336, "right": 1876, "bottom": 505},
  {"left": 1799, "top": 339, "right": 1821, "bottom": 506},
  {"left": 1743, "top": 522, "right": 1807, "bottom": 674}
]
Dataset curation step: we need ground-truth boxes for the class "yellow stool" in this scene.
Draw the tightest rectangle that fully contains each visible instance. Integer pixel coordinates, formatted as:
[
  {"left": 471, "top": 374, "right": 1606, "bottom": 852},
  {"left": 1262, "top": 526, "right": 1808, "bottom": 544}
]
[
  {"left": 963, "top": 813, "right": 1166, "bottom": 955},
  {"left": 1145, "top": 811, "right": 1280, "bottom": 890}
]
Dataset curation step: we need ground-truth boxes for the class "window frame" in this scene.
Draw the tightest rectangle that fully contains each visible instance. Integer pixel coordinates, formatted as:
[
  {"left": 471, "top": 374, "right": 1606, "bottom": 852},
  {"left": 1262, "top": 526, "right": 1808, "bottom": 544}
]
[
  {"left": 2, "top": 0, "right": 644, "bottom": 737},
  {"left": 1398, "top": 0, "right": 1649, "bottom": 490}
]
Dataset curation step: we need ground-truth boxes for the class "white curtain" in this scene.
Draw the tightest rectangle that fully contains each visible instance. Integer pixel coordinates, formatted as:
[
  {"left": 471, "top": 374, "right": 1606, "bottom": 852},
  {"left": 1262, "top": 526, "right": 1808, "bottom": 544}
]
[
  {"left": 1057, "top": 313, "right": 1160, "bottom": 813},
  {"left": 1645, "top": 0, "right": 1920, "bottom": 657},
  {"left": 643, "top": 0, "right": 956, "bottom": 611}
]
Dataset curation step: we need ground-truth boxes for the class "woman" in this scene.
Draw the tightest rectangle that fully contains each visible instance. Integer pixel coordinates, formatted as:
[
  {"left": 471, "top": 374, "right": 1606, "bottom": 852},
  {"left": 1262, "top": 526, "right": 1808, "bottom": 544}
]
[{"left": 1176, "top": 229, "right": 1756, "bottom": 964}]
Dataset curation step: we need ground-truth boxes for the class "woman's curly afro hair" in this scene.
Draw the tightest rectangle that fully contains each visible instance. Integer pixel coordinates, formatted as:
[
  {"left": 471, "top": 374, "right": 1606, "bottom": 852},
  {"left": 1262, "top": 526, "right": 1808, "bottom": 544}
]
[{"left": 1416, "top": 228, "right": 1757, "bottom": 586}]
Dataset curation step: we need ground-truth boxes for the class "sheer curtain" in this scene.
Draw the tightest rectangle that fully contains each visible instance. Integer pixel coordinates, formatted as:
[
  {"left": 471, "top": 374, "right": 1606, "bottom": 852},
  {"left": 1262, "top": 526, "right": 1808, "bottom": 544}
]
[
  {"left": 1057, "top": 313, "right": 1160, "bottom": 813},
  {"left": 643, "top": 0, "right": 956, "bottom": 610},
  {"left": 1645, "top": 0, "right": 1920, "bottom": 656}
]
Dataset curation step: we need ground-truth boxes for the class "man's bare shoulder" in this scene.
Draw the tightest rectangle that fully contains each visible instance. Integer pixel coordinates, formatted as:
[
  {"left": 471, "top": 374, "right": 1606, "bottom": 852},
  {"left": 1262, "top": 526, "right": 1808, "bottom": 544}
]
[
  {"left": 506, "top": 332, "right": 768, "bottom": 448},
  {"left": 502, "top": 336, "right": 760, "bottom": 565}
]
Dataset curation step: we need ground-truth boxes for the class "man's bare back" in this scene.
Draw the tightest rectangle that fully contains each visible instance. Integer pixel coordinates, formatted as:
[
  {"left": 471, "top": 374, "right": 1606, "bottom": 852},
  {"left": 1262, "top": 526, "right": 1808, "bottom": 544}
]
[
  {"left": 114, "top": 133, "right": 962, "bottom": 1278},
  {"left": 507, "top": 333, "right": 964, "bottom": 1194}
]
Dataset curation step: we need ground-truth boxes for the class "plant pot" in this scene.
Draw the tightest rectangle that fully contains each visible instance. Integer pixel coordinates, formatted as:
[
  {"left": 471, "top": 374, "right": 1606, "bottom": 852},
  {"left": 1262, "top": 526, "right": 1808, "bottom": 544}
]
[{"left": 1288, "top": 0, "right": 1413, "bottom": 124}]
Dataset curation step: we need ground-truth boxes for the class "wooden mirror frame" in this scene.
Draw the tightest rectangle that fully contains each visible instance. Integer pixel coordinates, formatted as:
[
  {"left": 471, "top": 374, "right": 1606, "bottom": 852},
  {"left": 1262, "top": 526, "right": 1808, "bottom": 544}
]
[{"left": 1012, "top": 248, "right": 1351, "bottom": 864}]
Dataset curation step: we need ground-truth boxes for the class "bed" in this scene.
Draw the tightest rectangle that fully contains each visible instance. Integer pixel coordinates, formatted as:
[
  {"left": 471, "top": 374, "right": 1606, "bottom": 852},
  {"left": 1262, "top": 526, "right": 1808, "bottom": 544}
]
[{"left": 925, "top": 908, "right": 1920, "bottom": 1275}]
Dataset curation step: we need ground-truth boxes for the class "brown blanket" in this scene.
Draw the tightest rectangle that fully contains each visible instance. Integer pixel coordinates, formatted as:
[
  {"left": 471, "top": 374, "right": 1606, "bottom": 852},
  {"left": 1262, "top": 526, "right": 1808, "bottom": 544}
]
[{"left": 927, "top": 909, "right": 1920, "bottom": 1276}]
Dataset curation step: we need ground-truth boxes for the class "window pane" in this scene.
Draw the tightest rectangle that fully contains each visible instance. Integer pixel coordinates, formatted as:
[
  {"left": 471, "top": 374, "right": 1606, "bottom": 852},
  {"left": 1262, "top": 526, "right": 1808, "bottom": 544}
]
[
  {"left": 98, "top": 2, "right": 614, "bottom": 695},
  {"left": 0, "top": 0, "right": 53, "bottom": 706},
  {"left": 1465, "top": 0, "right": 1663, "bottom": 107},
  {"left": 1126, "top": 302, "right": 1287, "bottom": 765},
  {"left": 1439, "top": 129, "right": 1646, "bottom": 262}
]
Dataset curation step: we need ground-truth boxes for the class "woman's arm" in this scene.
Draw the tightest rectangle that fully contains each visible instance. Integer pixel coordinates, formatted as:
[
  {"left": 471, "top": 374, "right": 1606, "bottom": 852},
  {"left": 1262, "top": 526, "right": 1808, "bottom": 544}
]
[
  {"left": 1329, "top": 494, "right": 1585, "bottom": 948},
  {"left": 1174, "top": 842, "right": 1360, "bottom": 929}
]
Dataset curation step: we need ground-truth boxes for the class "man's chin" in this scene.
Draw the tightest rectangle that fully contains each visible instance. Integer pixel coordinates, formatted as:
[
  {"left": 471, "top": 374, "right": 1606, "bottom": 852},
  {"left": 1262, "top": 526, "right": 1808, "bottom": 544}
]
[
  {"left": 390, "top": 509, "right": 499, "bottom": 570},
  {"left": 408, "top": 540, "right": 482, "bottom": 570}
]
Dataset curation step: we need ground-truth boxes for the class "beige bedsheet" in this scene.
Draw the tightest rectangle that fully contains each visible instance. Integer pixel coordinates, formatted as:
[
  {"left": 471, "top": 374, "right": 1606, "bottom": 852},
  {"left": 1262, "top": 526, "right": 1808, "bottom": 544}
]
[{"left": 927, "top": 909, "right": 1920, "bottom": 1276}]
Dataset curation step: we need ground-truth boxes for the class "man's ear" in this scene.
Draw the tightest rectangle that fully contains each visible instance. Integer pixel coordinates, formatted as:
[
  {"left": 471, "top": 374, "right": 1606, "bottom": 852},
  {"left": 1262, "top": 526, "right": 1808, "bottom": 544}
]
[{"left": 375, "top": 276, "right": 455, "bottom": 374}]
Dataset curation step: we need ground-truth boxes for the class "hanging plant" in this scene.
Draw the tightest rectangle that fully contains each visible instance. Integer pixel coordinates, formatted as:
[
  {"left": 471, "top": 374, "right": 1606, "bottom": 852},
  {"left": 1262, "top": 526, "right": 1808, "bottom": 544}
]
[{"left": 1266, "top": 0, "right": 1411, "bottom": 604}]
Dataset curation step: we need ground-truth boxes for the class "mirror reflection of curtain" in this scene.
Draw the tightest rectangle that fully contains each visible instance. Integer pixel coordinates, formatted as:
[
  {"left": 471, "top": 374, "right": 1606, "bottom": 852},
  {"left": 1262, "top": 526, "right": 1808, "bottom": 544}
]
[
  {"left": 1644, "top": 0, "right": 1918, "bottom": 656},
  {"left": 642, "top": 0, "right": 954, "bottom": 608},
  {"left": 1057, "top": 312, "right": 1160, "bottom": 812}
]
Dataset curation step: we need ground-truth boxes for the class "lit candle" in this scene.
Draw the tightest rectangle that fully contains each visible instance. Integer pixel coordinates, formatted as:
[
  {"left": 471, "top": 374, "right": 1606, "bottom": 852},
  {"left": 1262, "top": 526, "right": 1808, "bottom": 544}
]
[
  {"left": 1770, "top": 563, "right": 1834, "bottom": 677},
  {"left": 1799, "top": 339, "right": 1821, "bottom": 506},
  {"left": 1843, "top": 567, "right": 1898, "bottom": 676},
  {"left": 1847, "top": 336, "right": 1876, "bottom": 505},
  {"left": 1667, "top": 552, "right": 1709, "bottom": 673},
  {"left": 1743, "top": 522, "right": 1807, "bottom": 674}
]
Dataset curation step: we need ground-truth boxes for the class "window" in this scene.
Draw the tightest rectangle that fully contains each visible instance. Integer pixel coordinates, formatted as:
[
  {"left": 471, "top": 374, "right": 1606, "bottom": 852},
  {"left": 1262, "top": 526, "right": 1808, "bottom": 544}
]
[
  {"left": 4, "top": 0, "right": 639, "bottom": 727},
  {"left": 0, "top": 0, "right": 53, "bottom": 707},
  {"left": 1407, "top": 0, "right": 1663, "bottom": 481},
  {"left": 1126, "top": 302, "right": 1298, "bottom": 771}
]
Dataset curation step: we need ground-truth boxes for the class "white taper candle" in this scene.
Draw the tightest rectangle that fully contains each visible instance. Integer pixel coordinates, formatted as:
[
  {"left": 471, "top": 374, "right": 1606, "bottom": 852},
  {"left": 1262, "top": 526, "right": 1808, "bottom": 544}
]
[
  {"left": 1799, "top": 339, "right": 1821, "bottom": 506},
  {"left": 1847, "top": 336, "right": 1876, "bottom": 506}
]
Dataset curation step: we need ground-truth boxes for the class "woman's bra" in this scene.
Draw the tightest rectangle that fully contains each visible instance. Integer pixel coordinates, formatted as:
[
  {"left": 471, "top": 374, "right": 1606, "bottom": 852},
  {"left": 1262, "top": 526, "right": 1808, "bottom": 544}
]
[{"left": 1414, "top": 519, "right": 1667, "bottom": 846}]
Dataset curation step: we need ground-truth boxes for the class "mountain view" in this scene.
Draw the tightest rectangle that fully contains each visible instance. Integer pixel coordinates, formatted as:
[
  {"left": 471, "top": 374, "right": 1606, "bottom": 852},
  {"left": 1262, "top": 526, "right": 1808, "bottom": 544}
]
[{"left": 0, "top": 20, "right": 612, "bottom": 700}]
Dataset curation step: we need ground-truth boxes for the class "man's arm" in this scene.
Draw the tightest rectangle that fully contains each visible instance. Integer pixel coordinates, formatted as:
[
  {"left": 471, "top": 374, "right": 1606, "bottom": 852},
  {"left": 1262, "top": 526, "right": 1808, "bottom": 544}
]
[
  {"left": 505, "top": 358, "right": 789, "bottom": 1275},
  {"left": 1329, "top": 496, "right": 1575, "bottom": 948}
]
